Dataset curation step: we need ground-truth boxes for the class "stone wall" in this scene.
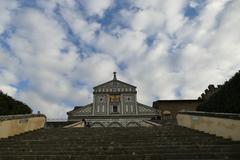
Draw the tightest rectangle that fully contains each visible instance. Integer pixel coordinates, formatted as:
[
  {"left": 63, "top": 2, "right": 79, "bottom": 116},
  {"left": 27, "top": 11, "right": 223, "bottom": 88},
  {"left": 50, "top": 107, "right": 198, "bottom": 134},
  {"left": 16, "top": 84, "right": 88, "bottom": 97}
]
[
  {"left": 177, "top": 111, "right": 240, "bottom": 141},
  {"left": 0, "top": 114, "right": 46, "bottom": 139}
]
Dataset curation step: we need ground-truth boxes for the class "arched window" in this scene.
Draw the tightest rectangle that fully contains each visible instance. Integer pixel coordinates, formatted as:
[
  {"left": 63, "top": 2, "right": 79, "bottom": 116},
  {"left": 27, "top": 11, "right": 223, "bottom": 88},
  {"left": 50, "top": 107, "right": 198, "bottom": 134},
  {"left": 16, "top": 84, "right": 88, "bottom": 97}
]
[{"left": 163, "top": 110, "right": 172, "bottom": 120}]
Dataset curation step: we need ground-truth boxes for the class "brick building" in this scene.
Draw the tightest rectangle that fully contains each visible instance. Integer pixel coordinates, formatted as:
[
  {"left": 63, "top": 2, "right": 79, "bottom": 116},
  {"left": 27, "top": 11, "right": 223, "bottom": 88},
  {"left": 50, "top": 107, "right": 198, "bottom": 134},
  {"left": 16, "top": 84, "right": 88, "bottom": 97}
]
[
  {"left": 153, "top": 100, "right": 202, "bottom": 119},
  {"left": 153, "top": 84, "right": 220, "bottom": 120}
]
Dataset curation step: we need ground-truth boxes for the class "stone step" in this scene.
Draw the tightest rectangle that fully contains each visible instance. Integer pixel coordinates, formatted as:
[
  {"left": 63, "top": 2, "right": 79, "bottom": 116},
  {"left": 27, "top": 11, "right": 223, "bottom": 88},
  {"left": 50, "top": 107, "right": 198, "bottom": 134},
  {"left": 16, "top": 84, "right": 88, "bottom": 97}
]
[
  {"left": 0, "top": 142, "right": 234, "bottom": 148},
  {"left": 0, "top": 152, "right": 238, "bottom": 160},
  {"left": 0, "top": 126, "right": 239, "bottom": 159},
  {"left": 6, "top": 137, "right": 223, "bottom": 141},
  {"left": 0, "top": 148, "right": 238, "bottom": 155}
]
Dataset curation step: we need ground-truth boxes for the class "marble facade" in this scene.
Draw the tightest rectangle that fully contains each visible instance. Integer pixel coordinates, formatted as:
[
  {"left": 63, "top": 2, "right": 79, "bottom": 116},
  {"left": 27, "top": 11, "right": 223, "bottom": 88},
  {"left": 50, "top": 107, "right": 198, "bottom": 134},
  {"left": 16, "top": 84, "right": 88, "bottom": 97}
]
[{"left": 67, "top": 72, "right": 158, "bottom": 127}]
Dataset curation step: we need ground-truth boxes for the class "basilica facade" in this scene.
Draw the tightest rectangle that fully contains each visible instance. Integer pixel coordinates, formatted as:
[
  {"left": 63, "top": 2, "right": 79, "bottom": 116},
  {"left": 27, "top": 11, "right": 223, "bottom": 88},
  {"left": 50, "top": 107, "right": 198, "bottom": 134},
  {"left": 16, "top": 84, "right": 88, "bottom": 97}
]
[{"left": 67, "top": 72, "right": 158, "bottom": 127}]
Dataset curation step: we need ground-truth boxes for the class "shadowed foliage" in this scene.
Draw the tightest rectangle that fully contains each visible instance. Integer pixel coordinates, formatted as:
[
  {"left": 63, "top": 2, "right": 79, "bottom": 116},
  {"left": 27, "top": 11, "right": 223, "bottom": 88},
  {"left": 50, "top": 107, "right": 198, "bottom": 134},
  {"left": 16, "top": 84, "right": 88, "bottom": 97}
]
[
  {"left": 197, "top": 70, "right": 240, "bottom": 113},
  {"left": 0, "top": 92, "right": 32, "bottom": 115}
]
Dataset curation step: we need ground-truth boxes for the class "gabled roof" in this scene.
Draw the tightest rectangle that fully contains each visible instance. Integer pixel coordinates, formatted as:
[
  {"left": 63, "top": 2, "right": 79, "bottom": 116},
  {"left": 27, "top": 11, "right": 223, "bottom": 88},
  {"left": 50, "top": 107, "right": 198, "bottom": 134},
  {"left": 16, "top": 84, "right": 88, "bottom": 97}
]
[
  {"left": 93, "top": 72, "right": 136, "bottom": 89},
  {"left": 67, "top": 103, "right": 93, "bottom": 114},
  {"left": 93, "top": 79, "right": 136, "bottom": 89}
]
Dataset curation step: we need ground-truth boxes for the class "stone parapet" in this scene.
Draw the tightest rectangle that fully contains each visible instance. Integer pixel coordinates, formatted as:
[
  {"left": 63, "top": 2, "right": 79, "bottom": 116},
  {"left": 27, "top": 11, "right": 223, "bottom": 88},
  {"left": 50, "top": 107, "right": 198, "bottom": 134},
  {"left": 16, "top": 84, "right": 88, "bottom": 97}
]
[
  {"left": 0, "top": 114, "right": 46, "bottom": 121},
  {"left": 177, "top": 111, "right": 240, "bottom": 141},
  {"left": 178, "top": 111, "right": 240, "bottom": 120},
  {"left": 0, "top": 114, "right": 46, "bottom": 139}
]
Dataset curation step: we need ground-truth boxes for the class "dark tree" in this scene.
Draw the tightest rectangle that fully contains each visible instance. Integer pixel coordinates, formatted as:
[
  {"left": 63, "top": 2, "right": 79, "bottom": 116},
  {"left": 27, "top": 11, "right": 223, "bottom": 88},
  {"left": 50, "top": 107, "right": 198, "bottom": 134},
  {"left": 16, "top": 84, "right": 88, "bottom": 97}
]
[
  {"left": 197, "top": 70, "right": 240, "bottom": 113},
  {"left": 0, "top": 92, "right": 32, "bottom": 115}
]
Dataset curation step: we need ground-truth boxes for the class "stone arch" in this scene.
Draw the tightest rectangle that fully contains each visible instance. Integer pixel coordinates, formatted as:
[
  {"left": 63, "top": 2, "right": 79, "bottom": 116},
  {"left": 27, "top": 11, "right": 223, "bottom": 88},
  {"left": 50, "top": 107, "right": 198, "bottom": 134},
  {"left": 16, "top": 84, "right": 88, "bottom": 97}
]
[
  {"left": 163, "top": 110, "right": 173, "bottom": 120},
  {"left": 126, "top": 122, "right": 141, "bottom": 127},
  {"left": 108, "top": 122, "right": 123, "bottom": 127},
  {"left": 91, "top": 122, "right": 105, "bottom": 127}
]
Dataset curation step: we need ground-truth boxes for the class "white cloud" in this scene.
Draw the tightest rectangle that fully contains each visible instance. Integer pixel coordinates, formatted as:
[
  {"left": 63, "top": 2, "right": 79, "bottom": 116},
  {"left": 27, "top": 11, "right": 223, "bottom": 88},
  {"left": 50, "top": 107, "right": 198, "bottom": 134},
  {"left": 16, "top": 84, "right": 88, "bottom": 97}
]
[
  {"left": 18, "top": 91, "right": 70, "bottom": 119},
  {"left": 0, "top": 69, "right": 18, "bottom": 85},
  {"left": 1, "top": 7, "right": 83, "bottom": 118},
  {"left": 0, "top": 0, "right": 239, "bottom": 119},
  {"left": 0, "top": 85, "right": 17, "bottom": 97},
  {"left": 127, "top": 0, "right": 187, "bottom": 34},
  {"left": 176, "top": 0, "right": 240, "bottom": 98},
  {"left": 189, "top": 1, "right": 199, "bottom": 8},
  {"left": 95, "top": 29, "right": 147, "bottom": 63},
  {"left": 0, "top": 0, "right": 18, "bottom": 34},
  {"left": 80, "top": 0, "right": 114, "bottom": 17},
  {"left": 60, "top": 6, "right": 101, "bottom": 43},
  {"left": 0, "top": 58, "right": 19, "bottom": 97},
  {"left": 130, "top": 10, "right": 165, "bottom": 34},
  {"left": 71, "top": 53, "right": 118, "bottom": 85}
]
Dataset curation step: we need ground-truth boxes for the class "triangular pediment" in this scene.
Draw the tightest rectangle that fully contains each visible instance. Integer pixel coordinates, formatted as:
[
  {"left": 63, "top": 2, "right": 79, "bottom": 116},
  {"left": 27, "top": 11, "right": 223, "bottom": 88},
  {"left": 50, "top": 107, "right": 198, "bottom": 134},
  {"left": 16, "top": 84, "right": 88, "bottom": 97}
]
[
  {"left": 93, "top": 79, "right": 136, "bottom": 93},
  {"left": 94, "top": 79, "right": 136, "bottom": 89}
]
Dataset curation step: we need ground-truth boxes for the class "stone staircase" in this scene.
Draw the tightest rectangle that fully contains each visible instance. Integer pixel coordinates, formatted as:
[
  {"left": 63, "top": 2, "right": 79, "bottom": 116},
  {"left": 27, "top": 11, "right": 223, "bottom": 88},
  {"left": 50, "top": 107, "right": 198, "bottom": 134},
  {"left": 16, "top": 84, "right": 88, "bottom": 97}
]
[{"left": 0, "top": 125, "right": 239, "bottom": 160}]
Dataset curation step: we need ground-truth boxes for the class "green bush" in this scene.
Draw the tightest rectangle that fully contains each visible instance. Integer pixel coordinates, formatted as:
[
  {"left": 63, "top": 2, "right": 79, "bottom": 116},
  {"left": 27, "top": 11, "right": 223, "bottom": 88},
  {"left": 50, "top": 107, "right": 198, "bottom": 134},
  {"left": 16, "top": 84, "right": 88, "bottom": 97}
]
[
  {"left": 0, "top": 92, "right": 32, "bottom": 115},
  {"left": 197, "top": 70, "right": 240, "bottom": 113}
]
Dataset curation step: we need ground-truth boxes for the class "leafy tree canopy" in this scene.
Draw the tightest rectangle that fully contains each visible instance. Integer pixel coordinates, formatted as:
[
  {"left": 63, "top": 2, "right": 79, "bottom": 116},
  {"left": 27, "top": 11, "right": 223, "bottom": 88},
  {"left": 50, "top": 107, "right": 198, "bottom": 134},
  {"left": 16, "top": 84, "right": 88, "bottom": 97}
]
[
  {"left": 197, "top": 70, "right": 240, "bottom": 113},
  {"left": 0, "top": 91, "right": 32, "bottom": 115}
]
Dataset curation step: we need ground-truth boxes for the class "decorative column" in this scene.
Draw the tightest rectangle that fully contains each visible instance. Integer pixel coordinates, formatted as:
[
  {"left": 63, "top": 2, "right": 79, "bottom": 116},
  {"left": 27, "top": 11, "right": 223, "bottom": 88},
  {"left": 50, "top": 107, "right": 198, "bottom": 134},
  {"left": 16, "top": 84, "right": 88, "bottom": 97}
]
[
  {"left": 135, "top": 94, "right": 138, "bottom": 115},
  {"left": 107, "top": 95, "right": 110, "bottom": 115},
  {"left": 92, "top": 95, "right": 95, "bottom": 116},
  {"left": 121, "top": 94, "right": 124, "bottom": 115}
]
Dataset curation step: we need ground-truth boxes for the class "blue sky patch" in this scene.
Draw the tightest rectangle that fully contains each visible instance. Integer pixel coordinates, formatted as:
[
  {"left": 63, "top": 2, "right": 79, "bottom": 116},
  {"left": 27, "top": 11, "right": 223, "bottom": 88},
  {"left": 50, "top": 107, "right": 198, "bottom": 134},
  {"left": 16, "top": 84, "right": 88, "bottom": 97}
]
[
  {"left": 184, "top": 0, "right": 206, "bottom": 20},
  {"left": 14, "top": 80, "right": 29, "bottom": 92},
  {"left": 118, "top": 62, "right": 128, "bottom": 71},
  {"left": 145, "top": 34, "right": 157, "bottom": 47}
]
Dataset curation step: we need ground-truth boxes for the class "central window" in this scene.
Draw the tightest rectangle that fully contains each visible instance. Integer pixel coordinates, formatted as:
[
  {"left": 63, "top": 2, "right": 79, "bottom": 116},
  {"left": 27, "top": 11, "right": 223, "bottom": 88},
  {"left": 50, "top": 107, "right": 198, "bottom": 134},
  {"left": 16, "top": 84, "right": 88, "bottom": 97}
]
[{"left": 113, "top": 105, "right": 118, "bottom": 113}]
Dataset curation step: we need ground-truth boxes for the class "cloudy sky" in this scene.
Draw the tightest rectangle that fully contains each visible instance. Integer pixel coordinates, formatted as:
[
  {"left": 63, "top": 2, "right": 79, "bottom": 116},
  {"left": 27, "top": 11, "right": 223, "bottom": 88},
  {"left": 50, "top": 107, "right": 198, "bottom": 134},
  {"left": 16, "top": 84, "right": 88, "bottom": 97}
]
[{"left": 0, "top": 0, "right": 239, "bottom": 119}]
